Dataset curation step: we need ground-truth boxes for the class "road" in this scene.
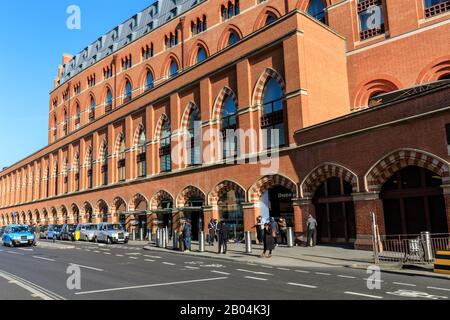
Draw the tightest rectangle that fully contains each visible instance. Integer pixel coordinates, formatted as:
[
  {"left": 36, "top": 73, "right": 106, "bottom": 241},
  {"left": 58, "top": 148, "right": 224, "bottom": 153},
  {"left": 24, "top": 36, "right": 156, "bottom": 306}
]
[{"left": 0, "top": 240, "right": 449, "bottom": 300}]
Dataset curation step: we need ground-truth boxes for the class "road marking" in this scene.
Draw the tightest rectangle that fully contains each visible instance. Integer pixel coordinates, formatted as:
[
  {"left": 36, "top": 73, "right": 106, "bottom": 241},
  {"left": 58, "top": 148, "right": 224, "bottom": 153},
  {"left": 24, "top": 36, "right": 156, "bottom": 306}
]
[
  {"left": 338, "top": 275, "right": 356, "bottom": 279},
  {"left": 315, "top": 272, "right": 331, "bottom": 276},
  {"left": 18, "top": 248, "right": 33, "bottom": 251},
  {"left": 344, "top": 291, "right": 383, "bottom": 299},
  {"left": 363, "top": 278, "right": 383, "bottom": 283},
  {"left": 295, "top": 270, "right": 310, "bottom": 274},
  {"left": 288, "top": 283, "right": 317, "bottom": 289},
  {"left": 71, "top": 264, "right": 104, "bottom": 272},
  {"left": 75, "top": 248, "right": 82, "bottom": 250},
  {"left": 393, "top": 282, "right": 416, "bottom": 287},
  {"left": 427, "top": 286, "right": 450, "bottom": 292},
  {"left": 261, "top": 265, "right": 273, "bottom": 269},
  {"left": 277, "top": 268, "right": 290, "bottom": 271},
  {"left": 162, "top": 262, "right": 176, "bottom": 266},
  {"left": 116, "top": 254, "right": 124, "bottom": 257},
  {"left": 93, "top": 251, "right": 100, "bottom": 253},
  {"left": 144, "top": 259, "right": 155, "bottom": 262},
  {"left": 185, "top": 266, "right": 200, "bottom": 270},
  {"left": 144, "top": 255, "right": 161, "bottom": 259},
  {"left": 75, "top": 277, "right": 228, "bottom": 295},
  {"left": 6, "top": 251, "right": 23, "bottom": 255},
  {"left": 129, "top": 257, "right": 139, "bottom": 260},
  {"left": 245, "top": 276, "right": 267, "bottom": 281},
  {"left": 211, "top": 270, "right": 230, "bottom": 275},
  {"left": 126, "top": 252, "right": 141, "bottom": 256},
  {"left": 85, "top": 249, "right": 91, "bottom": 252},
  {"left": 0, "top": 249, "right": 3, "bottom": 252},
  {"left": 236, "top": 269, "right": 273, "bottom": 276},
  {"left": 33, "top": 256, "right": 56, "bottom": 262},
  {"left": 103, "top": 252, "right": 111, "bottom": 255}
]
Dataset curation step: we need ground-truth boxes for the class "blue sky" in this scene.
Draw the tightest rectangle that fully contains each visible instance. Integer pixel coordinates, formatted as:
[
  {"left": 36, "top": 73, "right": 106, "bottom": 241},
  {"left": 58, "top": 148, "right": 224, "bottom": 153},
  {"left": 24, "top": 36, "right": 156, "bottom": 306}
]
[{"left": 0, "top": 0, "right": 153, "bottom": 169}]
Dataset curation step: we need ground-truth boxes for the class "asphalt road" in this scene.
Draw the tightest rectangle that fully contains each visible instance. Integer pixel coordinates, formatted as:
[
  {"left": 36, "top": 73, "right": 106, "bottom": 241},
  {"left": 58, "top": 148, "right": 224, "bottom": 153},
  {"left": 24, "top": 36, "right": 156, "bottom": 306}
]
[{"left": 0, "top": 239, "right": 449, "bottom": 300}]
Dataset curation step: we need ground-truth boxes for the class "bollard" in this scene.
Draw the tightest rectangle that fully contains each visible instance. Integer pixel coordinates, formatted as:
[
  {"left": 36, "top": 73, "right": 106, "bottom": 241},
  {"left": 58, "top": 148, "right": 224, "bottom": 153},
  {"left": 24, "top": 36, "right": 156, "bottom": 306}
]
[
  {"left": 199, "top": 231, "right": 205, "bottom": 252},
  {"left": 132, "top": 228, "right": 136, "bottom": 241},
  {"left": 287, "top": 227, "right": 294, "bottom": 247},
  {"left": 140, "top": 228, "right": 143, "bottom": 241},
  {"left": 161, "top": 228, "right": 166, "bottom": 248},
  {"left": 165, "top": 226, "right": 169, "bottom": 247},
  {"left": 173, "top": 232, "right": 179, "bottom": 250},
  {"left": 245, "top": 231, "right": 252, "bottom": 254},
  {"left": 421, "top": 231, "right": 433, "bottom": 263},
  {"left": 156, "top": 228, "right": 160, "bottom": 247}
]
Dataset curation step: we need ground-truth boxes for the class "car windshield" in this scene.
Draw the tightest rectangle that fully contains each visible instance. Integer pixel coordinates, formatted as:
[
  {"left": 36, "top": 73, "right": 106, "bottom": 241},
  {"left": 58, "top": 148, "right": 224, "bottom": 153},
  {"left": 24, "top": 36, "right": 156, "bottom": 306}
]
[
  {"left": 68, "top": 225, "right": 76, "bottom": 231},
  {"left": 11, "top": 226, "right": 28, "bottom": 233},
  {"left": 106, "top": 224, "right": 123, "bottom": 231},
  {"left": 86, "top": 225, "right": 97, "bottom": 230}
]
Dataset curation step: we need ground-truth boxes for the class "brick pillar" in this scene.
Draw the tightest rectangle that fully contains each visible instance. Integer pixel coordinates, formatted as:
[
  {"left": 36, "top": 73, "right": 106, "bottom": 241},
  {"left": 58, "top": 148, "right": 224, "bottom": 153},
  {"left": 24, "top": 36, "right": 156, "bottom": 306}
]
[
  {"left": 353, "top": 192, "right": 384, "bottom": 250},
  {"left": 243, "top": 202, "right": 259, "bottom": 240},
  {"left": 172, "top": 209, "right": 184, "bottom": 235},
  {"left": 443, "top": 185, "right": 450, "bottom": 233},
  {"left": 292, "top": 197, "right": 314, "bottom": 236}
]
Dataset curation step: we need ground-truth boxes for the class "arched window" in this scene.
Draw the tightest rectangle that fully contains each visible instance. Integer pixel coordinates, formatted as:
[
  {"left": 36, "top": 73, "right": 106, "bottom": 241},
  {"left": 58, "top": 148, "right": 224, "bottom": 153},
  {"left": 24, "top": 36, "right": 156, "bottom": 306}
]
[
  {"left": 221, "top": 95, "right": 238, "bottom": 158},
  {"left": 169, "top": 59, "right": 179, "bottom": 78},
  {"left": 63, "top": 110, "right": 68, "bottom": 136},
  {"left": 75, "top": 104, "right": 81, "bottom": 129},
  {"left": 228, "top": 2, "right": 235, "bottom": 18},
  {"left": 117, "top": 136, "right": 126, "bottom": 182},
  {"left": 87, "top": 149, "right": 93, "bottom": 189},
  {"left": 188, "top": 108, "right": 201, "bottom": 166},
  {"left": 439, "top": 73, "right": 450, "bottom": 81},
  {"left": 261, "top": 78, "right": 285, "bottom": 148},
  {"left": 196, "top": 47, "right": 207, "bottom": 64},
  {"left": 145, "top": 71, "right": 154, "bottom": 91},
  {"left": 124, "top": 81, "right": 132, "bottom": 102},
  {"left": 106, "top": 89, "right": 113, "bottom": 109},
  {"left": 307, "top": 0, "right": 326, "bottom": 24},
  {"left": 137, "top": 129, "right": 146, "bottom": 177},
  {"left": 63, "top": 158, "right": 68, "bottom": 194},
  {"left": 54, "top": 162, "right": 59, "bottom": 196},
  {"left": 160, "top": 120, "right": 171, "bottom": 172},
  {"left": 89, "top": 96, "right": 95, "bottom": 120},
  {"left": 53, "top": 115, "right": 57, "bottom": 141},
  {"left": 75, "top": 156, "right": 80, "bottom": 192},
  {"left": 101, "top": 143, "right": 108, "bottom": 186},
  {"left": 228, "top": 31, "right": 239, "bottom": 46},
  {"left": 265, "top": 14, "right": 277, "bottom": 26}
]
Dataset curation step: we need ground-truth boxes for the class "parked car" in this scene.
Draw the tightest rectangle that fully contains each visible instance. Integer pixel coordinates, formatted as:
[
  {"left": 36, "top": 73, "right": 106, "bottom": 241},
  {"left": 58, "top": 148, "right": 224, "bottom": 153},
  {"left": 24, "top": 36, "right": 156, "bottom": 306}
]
[
  {"left": 76, "top": 223, "right": 98, "bottom": 242},
  {"left": 94, "top": 223, "right": 129, "bottom": 244},
  {"left": 2, "top": 225, "right": 36, "bottom": 247},
  {"left": 47, "top": 224, "right": 62, "bottom": 240},
  {"left": 59, "top": 224, "right": 77, "bottom": 241},
  {"left": 39, "top": 225, "right": 48, "bottom": 239}
]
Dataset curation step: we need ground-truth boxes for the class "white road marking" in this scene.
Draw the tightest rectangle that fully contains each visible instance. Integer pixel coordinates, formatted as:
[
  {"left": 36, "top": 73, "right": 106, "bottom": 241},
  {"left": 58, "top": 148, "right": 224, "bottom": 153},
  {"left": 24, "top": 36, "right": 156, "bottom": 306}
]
[
  {"left": 75, "top": 277, "right": 228, "bottom": 295},
  {"left": 427, "top": 286, "right": 450, "bottom": 292},
  {"left": 144, "top": 255, "right": 161, "bottom": 259},
  {"left": 236, "top": 269, "right": 273, "bottom": 276},
  {"left": 277, "top": 268, "right": 290, "bottom": 271},
  {"left": 103, "top": 252, "right": 111, "bottom": 255},
  {"left": 363, "top": 278, "right": 383, "bottom": 283},
  {"left": 315, "top": 272, "right": 331, "bottom": 276},
  {"left": 18, "top": 248, "right": 33, "bottom": 251},
  {"left": 393, "top": 282, "right": 416, "bottom": 287},
  {"left": 116, "top": 254, "right": 124, "bottom": 257},
  {"left": 185, "top": 266, "right": 200, "bottom": 270},
  {"left": 93, "top": 251, "right": 100, "bottom": 253},
  {"left": 295, "top": 270, "right": 310, "bottom": 274},
  {"left": 338, "top": 275, "right": 356, "bottom": 279},
  {"left": 0, "top": 249, "right": 3, "bottom": 252},
  {"left": 211, "top": 270, "right": 230, "bottom": 275},
  {"left": 344, "top": 291, "right": 383, "bottom": 299},
  {"left": 144, "top": 259, "right": 155, "bottom": 262},
  {"left": 85, "top": 249, "right": 91, "bottom": 252},
  {"left": 245, "top": 276, "right": 268, "bottom": 281},
  {"left": 71, "top": 264, "right": 104, "bottom": 272},
  {"left": 126, "top": 252, "right": 141, "bottom": 256},
  {"left": 288, "top": 283, "right": 317, "bottom": 289},
  {"left": 261, "top": 265, "right": 273, "bottom": 269},
  {"left": 129, "top": 257, "right": 139, "bottom": 260},
  {"left": 75, "top": 248, "right": 82, "bottom": 250},
  {"left": 162, "top": 262, "right": 176, "bottom": 266},
  {"left": 6, "top": 251, "right": 23, "bottom": 255},
  {"left": 33, "top": 256, "right": 56, "bottom": 262}
]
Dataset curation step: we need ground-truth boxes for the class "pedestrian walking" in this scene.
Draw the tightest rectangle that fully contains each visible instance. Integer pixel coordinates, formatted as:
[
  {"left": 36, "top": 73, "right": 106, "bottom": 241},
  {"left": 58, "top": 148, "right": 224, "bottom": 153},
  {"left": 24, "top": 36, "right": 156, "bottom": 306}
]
[
  {"left": 182, "top": 219, "right": 192, "bottom": 252},
  {"left": 278, "top": 218, "right": 287, "bottom": 245},
  {"left": 252, "top": 216, "right": 264, "bottom": 244},
  {"left": 217, "top": 220, "right": 229, "bottom": 254},
  {"left": 270, "top": 217, "right": 279, "bottom": 247},
  {"left": 306, "top": 214, "right": 318, "bottom": 247},
  {"left": 260, "top": 223, "right": 275, "bottom": 258},
  {"left": 208, "top": 218, "right": 216, "bottom": 246}
]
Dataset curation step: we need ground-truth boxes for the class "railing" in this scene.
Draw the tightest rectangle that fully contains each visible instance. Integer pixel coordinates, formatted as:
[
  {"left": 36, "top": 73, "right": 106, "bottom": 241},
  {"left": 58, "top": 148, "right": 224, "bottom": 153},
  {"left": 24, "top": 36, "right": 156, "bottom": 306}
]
[
  {"left": 105, "top": 103, "right": 113, "bottom": 113},
  {"left": 425, "top": 1, "right": 450, "bottom": 18},
  {"left": 375, "top": 233, "right": 450, "bottom": 264}
]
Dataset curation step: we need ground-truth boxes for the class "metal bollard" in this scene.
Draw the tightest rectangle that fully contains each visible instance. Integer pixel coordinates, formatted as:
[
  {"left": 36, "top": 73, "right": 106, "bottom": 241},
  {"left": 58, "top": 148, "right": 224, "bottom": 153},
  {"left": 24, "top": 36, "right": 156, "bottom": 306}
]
[
  {"left": 140, "top": 228, "right": 143, "bottom": 241},
  {"left": 155, "top": 228, "right": 160, "bottom": 247},
  {"left": 165, "top": 226, "right": 169, "bottom": 247},
  {"left": 173, "top": 232, "right": 179, "bottom": 250},
  {"left": 132, "top": 228, "right": 136, "bottom": 241},
  {"left": 287, "top": 227, "right": 294, "bottom": 247},
  {"left": 421, "top": 231, "right": 433, "bottom": 263},
  {"left": 199, "top": 231, "right": 205, "bottom": 252},
  {"left": 245, "top": 231, "right": 252, "bottom": 254},
  {"left": 161, "top": 229, "right": 166, "bottom": 248}
]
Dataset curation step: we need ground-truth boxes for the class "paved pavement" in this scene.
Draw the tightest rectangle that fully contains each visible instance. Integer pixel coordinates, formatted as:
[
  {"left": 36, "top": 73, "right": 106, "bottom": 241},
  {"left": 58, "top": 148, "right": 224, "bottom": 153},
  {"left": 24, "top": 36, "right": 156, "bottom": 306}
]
[{"left": 0, "top": 239, "right": 449, "bottom": 300}]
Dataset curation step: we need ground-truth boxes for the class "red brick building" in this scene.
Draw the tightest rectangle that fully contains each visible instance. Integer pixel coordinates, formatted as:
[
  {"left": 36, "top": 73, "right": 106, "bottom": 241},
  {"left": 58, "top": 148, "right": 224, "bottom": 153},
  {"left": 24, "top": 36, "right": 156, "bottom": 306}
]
[{"left": 0, "top": 0, "right": 449, "bottom": 248}]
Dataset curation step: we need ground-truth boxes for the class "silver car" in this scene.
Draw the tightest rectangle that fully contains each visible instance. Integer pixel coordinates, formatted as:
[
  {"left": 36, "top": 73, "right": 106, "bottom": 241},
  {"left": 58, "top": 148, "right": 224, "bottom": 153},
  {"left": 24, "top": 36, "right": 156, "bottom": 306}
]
[
  {"left": 76, "top": 223, "right": 98, "bottom": 242},
  {"left": 95, "top": 223, "right": 129, "bottom": 244}
]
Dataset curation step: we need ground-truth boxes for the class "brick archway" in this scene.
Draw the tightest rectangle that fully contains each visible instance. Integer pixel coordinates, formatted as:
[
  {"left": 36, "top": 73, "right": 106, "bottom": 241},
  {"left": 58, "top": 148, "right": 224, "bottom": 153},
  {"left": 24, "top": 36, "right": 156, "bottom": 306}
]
[
  {"left": 150, "top": 190, "right": 174, "bottom": 210},
  {"left": 301, "top": 163, "right": 359, "bottom": 198},
  {"left": 252, "top": 68, "right": 286, "bottom": 106},
  {"left": 132, "top": 123, "right": 145, "bottom": 147},
  {"left": 211, "top": 86, "right": 238, "bottom": 122},
  {"left": 129, "top": 193, "right": 149, "bottom": 211},
  {"left": 208, "top": 180, "right": 246, "bottom": 206},
  {"left": 249, "top": 174, "right": 298, "bottom": 203},
  {"left": 154, "top": 113, "right": 169, "bottom": 141},
  {"left": 113, "top": 131, "right": 125, "bottom": 157},
  {"left": 365, "top": 148, "right": 450, "bottom": 192},
  {"left": 353, "top": 76, "right": 401, "bottom": 110},
  {"left": 180, "top": 101, "right": 199, "bottom": 131},
  {"left": 112, "top": 196, "right": 127, "bottom": 213},
  {"left": 177, "top": 185, "right": 206, "bottom": 208},
  {"left": 416, "top": 56, "right": 450, "bottom": 83}
]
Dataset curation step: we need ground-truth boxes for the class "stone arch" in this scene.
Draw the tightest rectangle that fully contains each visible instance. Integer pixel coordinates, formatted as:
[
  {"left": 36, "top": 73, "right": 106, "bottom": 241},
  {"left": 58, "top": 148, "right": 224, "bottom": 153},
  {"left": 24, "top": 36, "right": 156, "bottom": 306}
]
[
  {"left": 154, "top": 113, "right": 170, "bottom": 141},
  {"left": 113, "top": 131, "right": 125, "bottom": 157},
  {"left": 84, "top": 145, "right": 93, "bottom": 166},
  {"left": 217, "top": 24, "right": 244, "bottom": 51},
  {"left": 112, "top": 196, "right": 127, "bottom": 213},
  {"left": 180, "top": 101, "right": 199, "bottom": 131},
  {"left": 27, "top": 210, "right": 33, "bottom": 224},
  {"left": 60, "top": 205, "right": 69, "bottom": 223},
  {"left": 177, "top": 185, "right": 206, "bottom": 208},
  {"left": 82, "top": 201, "right": 93, "bottom": 221},
  {"left": 416, "top": 56, "right": 450, "bottom": 84},
  {"left": 34, "top": 209, "right": 40, "bottom": 224},
  {"left": 132, "top": 123, "right": 146, "bottom": 147},
  {"left": 71, "top": 203, "right": 80, "bottom": 223},
  {"left": 150, "top": 190, "right": 174, "bottom": 210},
  {"left": 253, "top": 5, "right": 283, "bottom": 31},
  {"left": 188, "top": 39, "right": 211, "bottom": 66},
  {"left": 301, "top": 163, "right": 359, "bottom": 198},
  {"left": 296, "top": 0, "right": 332, "bottom": 10},
  {"left": 98, "top": 138, "right": 108, "bottom": 162},
  {"left": 120, "top": 74, "right": 134, "bottom": 97},
  {"left": 252, "top": 67, "right": 286, "bottom": 106},
  {"left": 211, "top": 86, "right": 238, "bottom": 122},
  {"left": 50, "top": 207, "right": 58, "bottom": 224},
  {"left": 140, "top": 64, "right": 156, "bottom": 92},
  {"left": 208, "top": 180, "right": 246, "bottom": 206},
  {"left": 129, "top": 193, "right": 149, "bottom": 211},
  {"left": 353, "top": 76, "right": 402, "bottom": 110},
  {"left": 102, "top": 84, "right": 113, "bottom": 105},
  {"left": 249, "top": 174, "right": 298, "bottom": 203},
  {"left": 42, "top": 208, "right": 49, "bottom": 224},
  {"left": 162, "top": 53, "right": 181, "bottom": 79},
  {"left": 364, "top": 148, "right": 450, "bottom": 192}
]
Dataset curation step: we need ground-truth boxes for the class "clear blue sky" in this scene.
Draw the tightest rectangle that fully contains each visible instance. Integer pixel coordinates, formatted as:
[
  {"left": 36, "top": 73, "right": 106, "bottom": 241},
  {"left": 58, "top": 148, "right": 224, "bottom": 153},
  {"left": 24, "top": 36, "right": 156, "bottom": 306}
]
[{"left": 0, "top": 0, "right": 153, "bottom": 169}]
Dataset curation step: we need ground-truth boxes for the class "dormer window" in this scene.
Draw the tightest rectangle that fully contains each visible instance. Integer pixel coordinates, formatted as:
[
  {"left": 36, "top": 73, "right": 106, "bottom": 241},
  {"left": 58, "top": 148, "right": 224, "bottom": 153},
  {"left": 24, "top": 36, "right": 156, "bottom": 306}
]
[
  {"left": 87, "top": 74, "right": 96, "bottom": 87},
  {"left": 121, "top": 54, "right": 132, "bottom": 70},
  {"left": 221, "top": 1, "right": 240, "bottom": 21},
  {"left": 103, "top": 65, "right": 113, "bottom": 79},
  {"left": 142, "top": 43, "right": 154, "bottom": 60}
]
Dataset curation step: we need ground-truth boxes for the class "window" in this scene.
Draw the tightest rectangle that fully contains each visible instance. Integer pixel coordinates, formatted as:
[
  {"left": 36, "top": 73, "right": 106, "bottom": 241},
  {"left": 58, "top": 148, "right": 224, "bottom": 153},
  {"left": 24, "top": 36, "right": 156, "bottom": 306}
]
[
  {"left": 142, "top": 44, "right": 154, "bottom": 60},
  {"left": 75, "top": 157, "right": 80, "bottom": 192},
  {"left": 160, "top": 121, "right": 171, "bottom": 172},
  {"left": 169, "top": 59, "right": 179, "bottom": 78},
  {"left": 53, "top": 116, "right": 57, "bottom": 141},
  {"left": 265, "top": 14, "right": 277, "bottom": 26},
  {"left": 307, "top": 0, "right": 326, "bottom": 24},
  {"left": 261, "top": 78, "right": 285, "bottom": 148},
  {"left": 101, "top": 144, "right": 108, "bottom": 186},
  {"left": 137, "top": 130, "right": 146, "bottom": 177},
  {"left": 63, "top": 111, "right": 68, "bottom": 136},
  {"left": 106, "top": 89, "right": 113, "bottom": 112},
  {"left": 188, "top": 108, "right": 201, "bottom": 166},
  {"left": 124, "top": 81, "right": 132, "bottom": 103},
  {"left": 103, "top": 65, "right": 113, "bottom": 79},
  {"left": 87, "top": 74, "right": 96, "bottom": 87},
  {"left": 146, "top": 71, "right": 154, "bottom": 91},
  {"left": 63, "top": 159, "right": 68, "bottom": 194},
  {"left": 424, "top": 0, "right": 450, "bottom": 18},
  {"left": 358, "top": 0, "right": 385, "bottom": 40},
  {"left": 122, "top": 55, "right": 132, "bottom": 70},
  {"left": 89, "top": 97, "right": 95, "bottom": 120},
  {"left": 54, "top": 163, "right": 59, "bottom": 196},
  {"left": 196, "top": 47, "right": 207, "bottom": 64},
  {"left": 221, "top": 95, "right": 238, "bottom": 158},
  {"left": 191, "top": 15, "right": 207, "bottom": 35},
  {"left": 228, "top": 31, "right": 239, "bottom": 46},
  {"left": 75, "top": 104, "right": 81, "bottom": 129},
  {"left": 221, "top": 1, "right": 240, "bottom": 20},
  {"left": 117, "top": 137, "right": 126, "bottom": 182},
  {"left": 87, "top": 149, "right": 93, "bottom": 189}
]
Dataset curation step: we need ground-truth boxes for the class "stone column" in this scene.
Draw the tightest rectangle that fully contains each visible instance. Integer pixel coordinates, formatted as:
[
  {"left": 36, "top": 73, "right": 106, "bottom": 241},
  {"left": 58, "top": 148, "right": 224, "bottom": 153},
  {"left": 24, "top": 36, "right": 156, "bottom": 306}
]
[
  {"left": 352, "top": 192, "right": 384, "bottom": 250},
  {"left": 292, "top": 197, "right": 314, "bottom": 236},
  {"left": 242, "top": 202, "right": 259, "bottom": 240}
]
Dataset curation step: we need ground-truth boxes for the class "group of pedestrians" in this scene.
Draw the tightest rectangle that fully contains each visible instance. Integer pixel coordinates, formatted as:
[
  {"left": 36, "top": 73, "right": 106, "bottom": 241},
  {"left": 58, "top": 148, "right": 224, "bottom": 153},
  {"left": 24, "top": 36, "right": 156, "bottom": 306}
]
[{"left": 207, "top": 218, "right": 229, "bottom": 254}]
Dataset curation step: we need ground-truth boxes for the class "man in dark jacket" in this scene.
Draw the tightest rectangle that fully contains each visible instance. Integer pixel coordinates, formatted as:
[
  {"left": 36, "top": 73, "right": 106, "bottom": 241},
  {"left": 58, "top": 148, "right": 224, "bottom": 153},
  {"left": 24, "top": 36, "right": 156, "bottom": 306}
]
[
  {"left": 182, "top": 219, "right": 192, "bottom": 252},
  {"left": 270, "top": 217, "right": 279, "bottom": 247},
  {"left": 217, "top": 221, "right": 229, "bottom": 254},
  {"left": 306, "top": 215, "right": 318, "bottom": 247},
  {"left": 260, "top": 223, "right": 275, "bottom": 258}
]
